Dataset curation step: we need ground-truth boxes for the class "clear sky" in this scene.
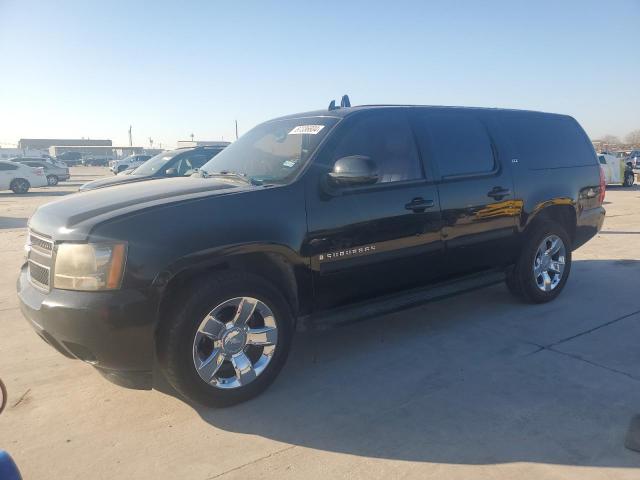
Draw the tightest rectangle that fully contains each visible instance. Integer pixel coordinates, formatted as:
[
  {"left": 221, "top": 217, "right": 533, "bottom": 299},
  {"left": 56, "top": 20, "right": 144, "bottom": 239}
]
[{"left": 1, "top": 0, "right": 638, "bottom": 148}]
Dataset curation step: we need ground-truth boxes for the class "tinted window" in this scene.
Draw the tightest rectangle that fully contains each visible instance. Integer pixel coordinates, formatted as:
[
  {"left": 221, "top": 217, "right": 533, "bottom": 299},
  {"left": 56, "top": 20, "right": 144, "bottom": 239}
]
[
  {"left": 598, "top": 155, "right": 607, "bottom": 165},
  {"left": 173, "top": 153, "right": 212, "bottom": 176},
  {"left": 499, "top": 113, "right": 596, "bottom": 169},
  {"left": 331, "top": 111, "right": 422, "bottom": 183},
  {"left": 414, "top": 112, "right": 495, "bottom": 177},
  {"left": 0, "top": 163, "right": 18, "bottom": 171}
]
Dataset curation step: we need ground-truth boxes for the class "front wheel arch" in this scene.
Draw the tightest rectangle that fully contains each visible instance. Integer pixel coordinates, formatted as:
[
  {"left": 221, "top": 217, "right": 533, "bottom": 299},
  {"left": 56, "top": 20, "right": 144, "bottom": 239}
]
[{"left": 154, "top": 251, "right": 302, "bottom": 342}]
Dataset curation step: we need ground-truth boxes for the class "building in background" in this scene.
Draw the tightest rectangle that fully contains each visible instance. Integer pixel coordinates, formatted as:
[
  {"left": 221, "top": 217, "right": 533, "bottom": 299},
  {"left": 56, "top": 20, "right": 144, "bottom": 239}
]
[{"left": 18, "top": 138, "right": 112, "bottom": 150}]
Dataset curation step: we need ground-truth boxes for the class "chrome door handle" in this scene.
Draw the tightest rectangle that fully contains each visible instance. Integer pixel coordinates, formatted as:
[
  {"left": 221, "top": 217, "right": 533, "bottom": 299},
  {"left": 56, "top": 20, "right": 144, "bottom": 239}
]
[
  {"left": 405, "top": 197, "right": 434, "bottom": 212},
  {"left": 487, "top": 187, "right": 511, "bottom": 200}
]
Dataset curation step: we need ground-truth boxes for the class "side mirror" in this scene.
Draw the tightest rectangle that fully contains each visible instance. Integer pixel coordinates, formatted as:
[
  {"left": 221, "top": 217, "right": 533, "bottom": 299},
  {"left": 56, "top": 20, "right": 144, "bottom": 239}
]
[
  {"left": 165, "top": 168, "right": 178, "bottom": 176},
  {"left": 327, "top": 155, "right": 378, "bottom": 187}
]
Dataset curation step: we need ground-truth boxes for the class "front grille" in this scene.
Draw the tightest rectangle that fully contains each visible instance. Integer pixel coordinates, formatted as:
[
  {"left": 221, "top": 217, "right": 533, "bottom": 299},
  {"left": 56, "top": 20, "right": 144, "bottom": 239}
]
[
  {"left": 27, "top": 230, "right": 53, "bottom": 291},
  {"left": 28, "top": 260, "right": 50, "bottom": 291},
  {"left": 29, "top": 231, "right": 53, "bottom": 257}
]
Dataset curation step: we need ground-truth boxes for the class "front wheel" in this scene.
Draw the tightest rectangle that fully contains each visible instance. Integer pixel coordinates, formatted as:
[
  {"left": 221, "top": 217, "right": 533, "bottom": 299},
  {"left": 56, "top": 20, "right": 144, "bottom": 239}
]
[
  {"left": 10, "top": 178, "right": 30, "bottom": 194},
  {"left": 623, "top": 173, "right": 635, "bottom": 187},
  {"left": 47, "top": 175, "right": 59, "bottom": 186},
  {"left": 506, "top": 220, "right": 572, "bottom": 303},
  {"left": 159, "top": 271, "right": 293, "bottom": 407}
]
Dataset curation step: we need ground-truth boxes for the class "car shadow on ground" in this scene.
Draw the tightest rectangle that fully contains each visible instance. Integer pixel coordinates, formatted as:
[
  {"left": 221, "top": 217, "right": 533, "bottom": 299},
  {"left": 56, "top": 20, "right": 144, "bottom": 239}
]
[
  {"left": 0, "top": 191, "right": 69, "bottom": 198},
  {"left": 607, "top": 184, "right": 640, "bottom": 192},
  {"left": 0, "top": 217, "right": 28, "bottom": 229},
  {"left": 154, "top": 259, "right": 640, "bottom": 468}
]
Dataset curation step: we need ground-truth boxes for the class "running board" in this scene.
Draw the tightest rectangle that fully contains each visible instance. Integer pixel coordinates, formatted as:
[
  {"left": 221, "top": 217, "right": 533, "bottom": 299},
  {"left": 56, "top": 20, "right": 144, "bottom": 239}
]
[{"left": 298, "top": 269, "right": 506, "bottom": 331}]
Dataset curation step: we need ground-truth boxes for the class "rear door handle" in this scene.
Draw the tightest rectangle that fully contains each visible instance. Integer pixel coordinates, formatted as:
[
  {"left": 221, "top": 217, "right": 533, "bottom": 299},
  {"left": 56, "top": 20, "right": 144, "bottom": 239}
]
[
  {"left": 405, "top": 197, "right": 434, "bottom": 212},
  {"left": 487, "top": 187, "right": 512, "bottom": 200}
]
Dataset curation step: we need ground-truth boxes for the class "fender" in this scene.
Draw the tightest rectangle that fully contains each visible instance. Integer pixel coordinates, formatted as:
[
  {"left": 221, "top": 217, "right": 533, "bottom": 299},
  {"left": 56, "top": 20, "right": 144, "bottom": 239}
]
[
  {"left": 152, "top": 241, "right": 314, "bottom": 317},
  {"left": 520, "top": 197, "right": 576, "bottom": 233}
]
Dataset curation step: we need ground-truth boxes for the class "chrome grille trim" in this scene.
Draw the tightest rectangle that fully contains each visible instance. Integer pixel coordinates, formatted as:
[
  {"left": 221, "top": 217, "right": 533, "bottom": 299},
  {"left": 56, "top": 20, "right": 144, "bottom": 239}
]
[
  {"left": 28, "top": 259, "right": 51, "bottom": 292},
  {"left": 29, "top": 230, "right": 53, "bottom": 258}
]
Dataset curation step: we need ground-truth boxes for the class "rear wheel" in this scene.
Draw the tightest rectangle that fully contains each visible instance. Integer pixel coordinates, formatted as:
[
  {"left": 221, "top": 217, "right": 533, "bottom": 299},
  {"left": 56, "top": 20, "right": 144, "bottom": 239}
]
[
  {"left": 159, "top": 271, "right": 293, "bottom": 407},
  {"left": 506, "top": 220, "right": 572, "bottom": 303},
  {"left": 10, "top": 178, "right": 30, "bottom": 194},
  {"left": 47, "top": 175, "right": 59, "bottom": 186}
]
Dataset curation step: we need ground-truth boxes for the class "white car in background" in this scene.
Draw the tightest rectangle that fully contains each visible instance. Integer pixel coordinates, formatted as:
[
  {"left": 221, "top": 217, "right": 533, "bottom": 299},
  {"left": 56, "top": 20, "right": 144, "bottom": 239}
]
[
  {"left": 0, "top": 161, "right": 48, "bottom": 193},
  {"left": 598, "top": 153, "right": 635, "bottom": 187},
  {"left": 109, "top": 154, "right": 152, "bottom": 174}
]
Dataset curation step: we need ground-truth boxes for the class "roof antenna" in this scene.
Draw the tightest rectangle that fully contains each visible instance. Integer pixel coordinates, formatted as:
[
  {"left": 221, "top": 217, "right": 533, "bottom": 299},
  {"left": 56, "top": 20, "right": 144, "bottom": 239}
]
[
  {"left": 340, "top": 95, "right": 351, "bottom": 108},
  {"left": 328, "top": 99, "right": 337, "bottom": 111}
]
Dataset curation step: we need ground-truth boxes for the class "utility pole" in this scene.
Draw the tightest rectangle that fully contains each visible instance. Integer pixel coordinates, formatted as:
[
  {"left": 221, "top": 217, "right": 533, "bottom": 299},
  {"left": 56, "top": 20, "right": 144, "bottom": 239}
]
[
  {"left": 235, "top": 120, "right": 238, "bottom": 140},
  {"left": 128, "top": 126, "right": 132, "bottom": 147},
  {"left": 149, "top": 137, "right": 153, "bottom": 148}
]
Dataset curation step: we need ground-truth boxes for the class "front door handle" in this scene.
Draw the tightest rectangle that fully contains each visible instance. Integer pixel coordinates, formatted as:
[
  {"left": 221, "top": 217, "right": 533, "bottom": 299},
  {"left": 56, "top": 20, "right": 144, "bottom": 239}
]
[
  {"left": 487, "top": 187, "right": 512, "bottom": 200},
  {"left": 405, "top": 197, "right": 434, "bottom": 212}
]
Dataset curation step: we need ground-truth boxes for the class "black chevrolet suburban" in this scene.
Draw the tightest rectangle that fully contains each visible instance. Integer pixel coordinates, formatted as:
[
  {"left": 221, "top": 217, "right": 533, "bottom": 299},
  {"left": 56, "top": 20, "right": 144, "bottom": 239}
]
[{"left": 18, "top": 100, "right": 605, "bottom": 407}]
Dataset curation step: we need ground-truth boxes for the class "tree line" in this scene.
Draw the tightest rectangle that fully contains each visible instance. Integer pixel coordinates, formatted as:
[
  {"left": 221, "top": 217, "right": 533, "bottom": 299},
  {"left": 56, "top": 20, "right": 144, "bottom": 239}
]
[{"left": 596, "top": 130, "right": 640, "bottom": 146}]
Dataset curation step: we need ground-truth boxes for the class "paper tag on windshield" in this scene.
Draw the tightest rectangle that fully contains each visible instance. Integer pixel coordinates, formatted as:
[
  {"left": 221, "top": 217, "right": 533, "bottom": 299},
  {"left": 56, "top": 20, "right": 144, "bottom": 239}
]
[{"left": 289, "top": 125, "right": 324, "bottom": 135}]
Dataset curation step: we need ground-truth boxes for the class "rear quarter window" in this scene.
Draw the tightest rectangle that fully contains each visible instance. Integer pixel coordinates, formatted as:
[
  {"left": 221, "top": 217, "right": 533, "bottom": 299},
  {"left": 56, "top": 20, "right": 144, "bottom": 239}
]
[{"left": 499, "top": 113, "right": 596, "bottom": 169}]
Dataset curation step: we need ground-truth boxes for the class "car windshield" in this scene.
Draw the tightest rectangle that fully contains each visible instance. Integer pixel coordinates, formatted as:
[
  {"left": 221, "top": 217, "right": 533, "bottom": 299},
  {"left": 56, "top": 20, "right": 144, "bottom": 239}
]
[
  {"left": 200, "top": 117, "right": 339, "bottom": 184},
  {"left": 131, "top": 151, "right": 181, "bottom": 175}
]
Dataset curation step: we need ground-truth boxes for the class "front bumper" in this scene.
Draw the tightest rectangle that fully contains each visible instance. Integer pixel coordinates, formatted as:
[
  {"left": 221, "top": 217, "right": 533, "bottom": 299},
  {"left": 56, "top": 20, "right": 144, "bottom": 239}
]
[
  {"left": 17, "top": 265, "right": 158, "bottom": 389},
  {"left": 574, "top": 205, "right": 605, "bottom": 249}
]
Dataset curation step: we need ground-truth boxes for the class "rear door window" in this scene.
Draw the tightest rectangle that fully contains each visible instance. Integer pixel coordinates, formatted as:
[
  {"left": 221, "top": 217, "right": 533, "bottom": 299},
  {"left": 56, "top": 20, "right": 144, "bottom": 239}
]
[{"left": 413, "top": 111, "right": 495, "bottom": 178}]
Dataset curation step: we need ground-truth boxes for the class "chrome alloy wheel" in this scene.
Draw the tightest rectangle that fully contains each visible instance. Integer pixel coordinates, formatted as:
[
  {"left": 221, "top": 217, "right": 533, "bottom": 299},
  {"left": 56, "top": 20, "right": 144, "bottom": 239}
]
[
  {"left": 533, "top": 234, "right": 566, "bottom": 292},
  {"left": 192, "top": 297, "right": 278, "bottom": 389}
]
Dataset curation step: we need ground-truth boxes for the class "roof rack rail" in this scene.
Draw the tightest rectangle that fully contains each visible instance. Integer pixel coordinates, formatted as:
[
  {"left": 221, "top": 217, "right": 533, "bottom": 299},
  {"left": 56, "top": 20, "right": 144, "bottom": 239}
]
[{"left": 328, "top": 94, "right": 351, "bottom": 111}]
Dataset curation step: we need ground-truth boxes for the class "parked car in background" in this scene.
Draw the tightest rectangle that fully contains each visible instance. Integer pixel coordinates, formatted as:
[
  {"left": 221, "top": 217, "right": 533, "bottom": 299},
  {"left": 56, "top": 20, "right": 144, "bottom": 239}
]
[
  {"left": 13, "top": 158, "right": 70, "bottom": 185},
  {"left": 80, "top": 146, "right": 226, "bottom": 191},
  {"left": 0, "top": 160, "right": 47, "bottom": 193},
  {"left": 627, "top": 150, "right": 640, "bottom": 168},
  {"left": 56, "top": 151, "right": 83, "bottom": 166},
  {"left": 18, "top": 102, "right": 605, "bottom": 407},
  {"left": 109, "top": 154, "right": 152, "bottom": 174},
  {"left": 82, "top": 156, "right": 113, "bottom": 167},
  {"left": 598, "top": 153, "right": 635, "bottom": 186}
]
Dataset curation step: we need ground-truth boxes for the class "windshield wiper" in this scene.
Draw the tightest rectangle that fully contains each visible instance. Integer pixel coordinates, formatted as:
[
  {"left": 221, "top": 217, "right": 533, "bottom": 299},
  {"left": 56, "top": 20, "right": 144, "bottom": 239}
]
[{"left": 200, "top": 170, "right": 260, "bottom": 185}]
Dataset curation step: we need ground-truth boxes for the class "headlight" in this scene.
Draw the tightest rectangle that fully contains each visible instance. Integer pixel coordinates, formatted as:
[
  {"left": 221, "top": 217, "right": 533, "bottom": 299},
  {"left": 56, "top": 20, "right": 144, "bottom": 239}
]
[{"left": 54, "top": 243, "right": 127, "bottom": 291}]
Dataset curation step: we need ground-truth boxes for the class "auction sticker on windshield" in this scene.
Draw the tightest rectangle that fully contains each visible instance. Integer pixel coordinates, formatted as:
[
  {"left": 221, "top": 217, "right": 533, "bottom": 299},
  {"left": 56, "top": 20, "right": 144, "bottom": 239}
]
[{"left": 289, "top": 125, "right": 324, "bottom": 135}]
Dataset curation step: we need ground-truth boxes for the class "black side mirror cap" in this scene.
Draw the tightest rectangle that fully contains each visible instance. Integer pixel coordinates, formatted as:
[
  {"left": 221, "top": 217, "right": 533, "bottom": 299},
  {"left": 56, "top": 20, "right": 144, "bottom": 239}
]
[{"left": 327, "top": 155, "right": 378, "bottom": 187}]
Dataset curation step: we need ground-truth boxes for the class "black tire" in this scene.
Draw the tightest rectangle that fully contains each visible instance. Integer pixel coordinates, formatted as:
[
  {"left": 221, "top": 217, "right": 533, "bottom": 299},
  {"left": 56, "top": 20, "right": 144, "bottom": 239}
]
[
  {"left": 47, "top": 175, "right": 59, "bottom": 186},
  {"left": 506, "top": 220, "right": 572, "bottom": 304},
  {"left": 10, "top": 178, "right": 30, "bottom": 194},
  {"left": 623, "top": 173, "right": 634, "bottom": 187},
  {"left": 158, "top": 271, "right": 294, "bottom": 407}
]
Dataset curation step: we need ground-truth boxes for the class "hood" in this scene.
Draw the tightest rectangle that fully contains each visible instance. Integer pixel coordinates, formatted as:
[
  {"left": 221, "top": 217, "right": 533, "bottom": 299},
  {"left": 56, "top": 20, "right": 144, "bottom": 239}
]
[
  {"left": 79, "top": 174, "right": 150, "bottom": 191},
  {"left": 30, "top": 176, "right": 252, "bottom": 240}
]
